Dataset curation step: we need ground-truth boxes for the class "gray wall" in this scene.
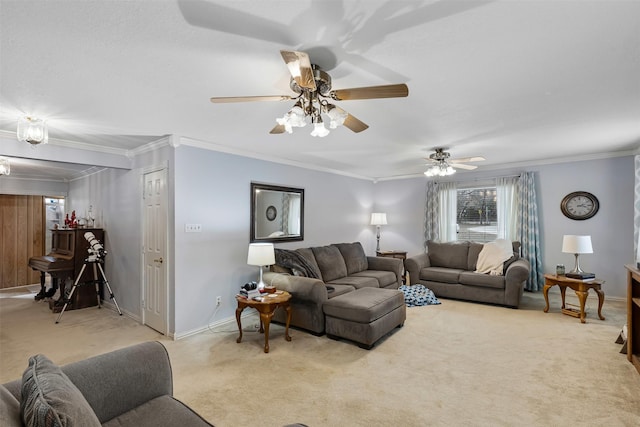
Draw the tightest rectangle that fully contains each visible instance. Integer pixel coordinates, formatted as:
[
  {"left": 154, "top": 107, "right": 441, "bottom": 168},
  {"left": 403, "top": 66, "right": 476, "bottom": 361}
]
[
  {"left": 374, "top": 155, "right": 635, "bottom": 299},
  {"left": 172, "top": 145, "right": 375, "bottom": 336}
]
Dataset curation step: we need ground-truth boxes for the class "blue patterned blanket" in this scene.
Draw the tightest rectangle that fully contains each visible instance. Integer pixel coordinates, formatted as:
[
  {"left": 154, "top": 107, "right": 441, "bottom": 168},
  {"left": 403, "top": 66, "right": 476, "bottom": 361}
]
[{"left": 399, "top": 284, "right": 441, "bottom": 307}]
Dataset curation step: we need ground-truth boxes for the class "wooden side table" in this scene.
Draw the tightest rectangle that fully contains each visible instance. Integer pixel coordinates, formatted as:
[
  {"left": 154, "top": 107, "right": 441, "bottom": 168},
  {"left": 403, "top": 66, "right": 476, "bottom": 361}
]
[
  {"left": 543, "top": 273, "right": 605, "bottom": 323},
  {"left": 376, "top": 250, "right": 407, "bottom": 284},
  {"left": 235, "top": 290, "right": 292, "bottom": 353}
]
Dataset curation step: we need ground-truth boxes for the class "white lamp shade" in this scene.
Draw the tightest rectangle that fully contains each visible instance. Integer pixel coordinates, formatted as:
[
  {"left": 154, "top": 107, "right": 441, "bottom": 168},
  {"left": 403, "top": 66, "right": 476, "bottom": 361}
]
[
  {"left": 370, "top": 213, "right": 388, "bottom": 226},
  {"left": 247, "top": 243, "right": 275, "bottom": 266},
  {"left": 562, "top": 235, "right": 593, "bottom": 254}
]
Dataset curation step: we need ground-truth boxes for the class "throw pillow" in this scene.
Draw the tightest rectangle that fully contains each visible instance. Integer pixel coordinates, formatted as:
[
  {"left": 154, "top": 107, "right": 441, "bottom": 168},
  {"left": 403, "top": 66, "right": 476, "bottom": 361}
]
[{"left": 21, "top": 354, "right": 101, "bottom": 427}]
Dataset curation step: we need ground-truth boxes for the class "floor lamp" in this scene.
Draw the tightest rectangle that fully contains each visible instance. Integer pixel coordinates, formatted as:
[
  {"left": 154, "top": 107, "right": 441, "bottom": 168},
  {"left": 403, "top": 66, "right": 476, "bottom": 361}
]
[{"left": 371, "top": 213, "right": 387, "bottom": 252}]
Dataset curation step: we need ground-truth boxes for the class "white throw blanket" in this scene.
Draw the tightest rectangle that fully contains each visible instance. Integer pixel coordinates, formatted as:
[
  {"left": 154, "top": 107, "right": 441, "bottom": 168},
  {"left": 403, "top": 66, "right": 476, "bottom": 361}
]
[{"left": 475, "top": 239, "right": 513, "bottom": 275}]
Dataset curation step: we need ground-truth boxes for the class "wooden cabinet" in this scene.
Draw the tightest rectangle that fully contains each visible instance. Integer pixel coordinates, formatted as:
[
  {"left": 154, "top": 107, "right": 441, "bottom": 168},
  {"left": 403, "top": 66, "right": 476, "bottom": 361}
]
[{"left": 625, "top": 264, "right": 640, "bottom": 374}]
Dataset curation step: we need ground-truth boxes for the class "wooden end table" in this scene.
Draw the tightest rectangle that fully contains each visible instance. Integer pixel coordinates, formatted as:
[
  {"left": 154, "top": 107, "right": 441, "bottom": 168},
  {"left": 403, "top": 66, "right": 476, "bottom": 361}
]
[
  {"left": 543, "top": 273, "right": 605, "bottom": 323},
  {"left": 377, "top": 250, "right": 407, "bottom": 284},
  {"left": 235, "top": 290, "right": 292, "bottom": 353}
]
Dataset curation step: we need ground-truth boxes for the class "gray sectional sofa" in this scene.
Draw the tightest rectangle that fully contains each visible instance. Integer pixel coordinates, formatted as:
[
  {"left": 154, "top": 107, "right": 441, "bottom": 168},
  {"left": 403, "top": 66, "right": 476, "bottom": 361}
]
[
  {"left": 264, "top": 242, "right": 404, "bottom": 335},
  {"left": 405, "top": 240, "right": 531, "bottom": 308}
]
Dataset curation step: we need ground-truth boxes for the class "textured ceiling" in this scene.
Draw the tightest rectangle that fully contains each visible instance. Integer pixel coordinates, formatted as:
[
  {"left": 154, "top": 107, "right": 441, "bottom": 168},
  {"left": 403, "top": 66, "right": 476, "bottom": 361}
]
[{"left": 1, "top": 0, "right": 639, "bottom": 181}]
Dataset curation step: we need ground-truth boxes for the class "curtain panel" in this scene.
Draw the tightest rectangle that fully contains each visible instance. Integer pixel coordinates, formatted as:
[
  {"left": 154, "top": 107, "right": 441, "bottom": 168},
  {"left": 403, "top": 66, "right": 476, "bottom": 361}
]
[{"left": 517, "top": 172, "right": 544, "bottom": 291}]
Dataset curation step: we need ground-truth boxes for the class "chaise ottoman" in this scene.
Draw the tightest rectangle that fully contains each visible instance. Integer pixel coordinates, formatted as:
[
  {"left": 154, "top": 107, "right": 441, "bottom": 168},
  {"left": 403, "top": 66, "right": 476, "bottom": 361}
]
[{"left": 323, "top": 287, "right": 406, "bottom": 349}]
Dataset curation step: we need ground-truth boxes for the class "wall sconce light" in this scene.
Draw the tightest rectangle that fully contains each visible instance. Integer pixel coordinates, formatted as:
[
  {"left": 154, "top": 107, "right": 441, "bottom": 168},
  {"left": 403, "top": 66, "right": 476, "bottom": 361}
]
[{"left": 17, "top": 116, "right": 48, "bottom": 145}]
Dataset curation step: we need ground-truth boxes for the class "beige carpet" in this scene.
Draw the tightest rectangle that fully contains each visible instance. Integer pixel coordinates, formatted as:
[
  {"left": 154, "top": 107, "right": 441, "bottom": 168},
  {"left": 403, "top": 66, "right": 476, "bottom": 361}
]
[{"left": 1, "top": 286, "right": 639, "bottom": 426}]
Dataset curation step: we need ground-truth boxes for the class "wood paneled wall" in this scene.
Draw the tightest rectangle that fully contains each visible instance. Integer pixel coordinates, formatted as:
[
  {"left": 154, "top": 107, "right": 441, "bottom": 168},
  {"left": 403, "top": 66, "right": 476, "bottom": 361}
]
[{"left": 0, "top": 195, "right": 44, "bottom": 289}]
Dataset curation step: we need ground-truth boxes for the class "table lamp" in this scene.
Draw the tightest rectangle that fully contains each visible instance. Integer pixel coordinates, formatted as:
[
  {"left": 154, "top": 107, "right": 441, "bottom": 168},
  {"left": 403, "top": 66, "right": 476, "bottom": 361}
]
[
  {"left": 562, "top": 235, "right": 593, "bottom": 278},
  {"left": 371, "top": 213, "right": 387, "bottom": 252},
  {"left": 247, "top": 243, "right": 275, "bottom": 291}
]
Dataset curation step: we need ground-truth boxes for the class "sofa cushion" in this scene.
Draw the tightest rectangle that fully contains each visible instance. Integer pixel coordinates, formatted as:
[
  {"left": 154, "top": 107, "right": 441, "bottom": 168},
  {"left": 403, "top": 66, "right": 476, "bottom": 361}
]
[
  {"left": 295, "top": 248, "right": 323, "bottom": 281},
  {"left": 311, "top": 245, "right": 348, "bottom": 282},
  {"left": 1, "top": 385, "right": 21, "bottom": 427},
  {"left": 323, "top": 287, "right": 405, "bottom": 323},
  {"left": 459, "top": 271, "right": 506, "bottom": 289},
  {"left": 334, "top": 242, "right": 368, "bottom": 274},
  {"left": 467, "top": 242, "right": 484, "bottom": 271},
  {"left": 328, "top": 275, "right": 379, "bottom": 289},
  {"left": 351, "top": 270, "right": 397, "bottom": 288},
  {"left": 20, "top": 354, "right": 101, "bottom": 427},
  {"left": 427, "top": 241, "right": 469, "bottom": 270},
  {"left": 420, "top": 267, "right": 463, "bottom": 284},
  {"left": 102, "top": 395, "right": 213, "bottom": 427}
]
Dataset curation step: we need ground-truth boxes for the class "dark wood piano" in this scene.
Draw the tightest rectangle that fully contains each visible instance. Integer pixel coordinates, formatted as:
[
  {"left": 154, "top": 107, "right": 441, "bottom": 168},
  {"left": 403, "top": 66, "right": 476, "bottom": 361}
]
[{"left": 29, "top": 228, "right": 104, "bottom": 308}]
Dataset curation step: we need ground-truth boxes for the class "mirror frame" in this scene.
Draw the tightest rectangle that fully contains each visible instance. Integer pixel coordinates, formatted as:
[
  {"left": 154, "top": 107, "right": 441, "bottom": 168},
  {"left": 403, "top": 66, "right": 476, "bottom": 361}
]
[{"left": 250, "top": 182, "right": 305, "bottom": 243}]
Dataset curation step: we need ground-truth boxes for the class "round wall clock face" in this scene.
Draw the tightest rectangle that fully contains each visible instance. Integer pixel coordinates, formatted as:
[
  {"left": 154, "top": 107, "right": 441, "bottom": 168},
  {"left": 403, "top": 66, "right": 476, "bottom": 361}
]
[
  {"left": 266, "top": 205, "right": 277, "bottom": 221},
  {"left": 560, "top": 191, "right": 599, "bottom": 220}
]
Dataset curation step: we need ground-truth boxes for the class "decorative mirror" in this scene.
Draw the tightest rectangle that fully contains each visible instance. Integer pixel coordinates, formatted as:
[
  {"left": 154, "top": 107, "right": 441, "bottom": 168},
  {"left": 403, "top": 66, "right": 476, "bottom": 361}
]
[{"left": 250, "top": 182, "right": 304, "bottom": 243}]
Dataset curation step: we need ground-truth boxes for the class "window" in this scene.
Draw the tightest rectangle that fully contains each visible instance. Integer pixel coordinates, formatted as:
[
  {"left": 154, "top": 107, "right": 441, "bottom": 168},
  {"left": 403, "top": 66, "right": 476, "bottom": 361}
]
[{"left": 456, "top": 186, "right": 497, "bottom": 242}]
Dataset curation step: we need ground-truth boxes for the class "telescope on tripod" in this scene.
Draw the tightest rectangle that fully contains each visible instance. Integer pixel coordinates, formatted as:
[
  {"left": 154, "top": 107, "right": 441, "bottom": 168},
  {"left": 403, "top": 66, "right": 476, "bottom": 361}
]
[{"left": 56, "top": 232, "right": 122, "bottom": 323}]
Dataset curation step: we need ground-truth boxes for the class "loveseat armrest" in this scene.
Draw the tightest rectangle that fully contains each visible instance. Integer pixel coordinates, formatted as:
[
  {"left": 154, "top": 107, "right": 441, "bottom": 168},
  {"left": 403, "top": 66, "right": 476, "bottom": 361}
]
[
  {"left": 264, "top": 272, "right": 329, "bottom": 303},
  {"left": 504, "top": 258, "right": 531, "bottom": 307},
  {"left": 61, "top": 341, "right": 173, "bottom": 424},
  {"left": 405, "top": 253, "right": 431, "bottom": 285},
  {"left": 367, "top": 256, "right": 404, "bottom": 287}
]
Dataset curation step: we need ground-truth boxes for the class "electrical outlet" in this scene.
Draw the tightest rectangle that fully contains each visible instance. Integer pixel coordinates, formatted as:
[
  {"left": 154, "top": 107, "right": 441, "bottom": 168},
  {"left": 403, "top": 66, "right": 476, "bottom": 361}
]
[
  {"left": 185, "top": 224, "right": 202, "bottom": 232},
  {"left": 216, "top": 296, "right": 222, "bottom": 306}
]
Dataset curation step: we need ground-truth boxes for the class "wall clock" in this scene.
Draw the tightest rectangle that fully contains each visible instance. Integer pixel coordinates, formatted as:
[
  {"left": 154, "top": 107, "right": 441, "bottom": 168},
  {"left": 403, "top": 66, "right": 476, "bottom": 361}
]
[
  {"left": 266, "top": 205, "right": 277, "bottom": 221},
  {"left": 560, "top": 191, "right": 599, "bottom": 220}
]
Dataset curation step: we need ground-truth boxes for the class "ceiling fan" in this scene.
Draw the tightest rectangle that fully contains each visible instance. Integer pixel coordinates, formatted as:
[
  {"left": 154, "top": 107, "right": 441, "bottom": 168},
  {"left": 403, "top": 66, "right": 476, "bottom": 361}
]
[
  {"left": 210, "top": 50, "right": 409, "bottom": 137},
  {"left": 424, "top": 148, "right": 485, "bottom": 177}
]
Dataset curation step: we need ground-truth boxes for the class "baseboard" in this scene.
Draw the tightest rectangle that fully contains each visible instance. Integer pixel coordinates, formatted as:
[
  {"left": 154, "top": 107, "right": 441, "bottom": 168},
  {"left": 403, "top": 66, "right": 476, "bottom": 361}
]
[{"left": 173, "top": 311, "right": 259, "bottom": 340}]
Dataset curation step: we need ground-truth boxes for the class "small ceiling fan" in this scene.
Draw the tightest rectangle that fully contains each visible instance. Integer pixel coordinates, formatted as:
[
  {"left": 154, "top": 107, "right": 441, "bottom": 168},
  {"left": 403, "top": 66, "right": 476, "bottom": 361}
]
[
  {"left": 424, "top": 148, "right": 485, "bottom": 176},
  {"left": 210, "top": 50, "right": 409, "bottom": 137}
]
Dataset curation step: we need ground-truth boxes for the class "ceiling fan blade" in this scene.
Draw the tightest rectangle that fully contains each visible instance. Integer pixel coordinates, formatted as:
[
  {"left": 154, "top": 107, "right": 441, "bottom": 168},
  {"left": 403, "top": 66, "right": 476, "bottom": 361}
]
[
  {"left": 330, "top": 83, "right": 408, "bottom": 101},
  {"left": 448, "top": 156, "right": 486, "bottom": 163},
  {"left": 280, "top": 50, "right": 316, "bottom": 91},
  {"left": 343, "top": 113, "right": 369, "bottom": 133},
  {"left": 210, "top": 95, "right": 293, "bottom": 103},
  {"left": 450, "top": 163, "right": 478, "bottom": 170},
  {"left": 269, "top": 124, "right": 286, "bottom": 134}
]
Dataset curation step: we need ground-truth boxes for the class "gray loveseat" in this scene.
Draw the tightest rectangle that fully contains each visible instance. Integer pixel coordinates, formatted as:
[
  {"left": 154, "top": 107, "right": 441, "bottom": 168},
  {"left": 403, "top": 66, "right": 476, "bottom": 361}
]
[
  {"left": 264, "top": 242, "right": 403, "bottom": 335},
  {"left": 405, "top": 240, "right": 531, "bottom": 308},
  {"left": 1, "top": 341, "right": 213, "bottom": 427}
]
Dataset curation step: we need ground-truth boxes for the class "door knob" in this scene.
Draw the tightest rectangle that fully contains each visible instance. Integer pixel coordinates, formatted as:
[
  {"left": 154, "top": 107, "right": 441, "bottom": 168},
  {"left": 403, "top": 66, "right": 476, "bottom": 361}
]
[{"left": 153, "top": 257, "right": 163, "bottom": 264}]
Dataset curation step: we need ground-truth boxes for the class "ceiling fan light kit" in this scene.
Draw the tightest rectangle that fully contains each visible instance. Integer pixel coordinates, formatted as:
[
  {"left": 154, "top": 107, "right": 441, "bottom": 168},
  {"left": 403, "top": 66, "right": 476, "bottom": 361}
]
[
  {"left": 211, "top": 50, "right": 409, "bottom": 137},
  {"left": 17, "top": 116, "right": 48, "bottom": 146},
  {"left": 424, "top": 148, "right": 485, "bottom": 177}
]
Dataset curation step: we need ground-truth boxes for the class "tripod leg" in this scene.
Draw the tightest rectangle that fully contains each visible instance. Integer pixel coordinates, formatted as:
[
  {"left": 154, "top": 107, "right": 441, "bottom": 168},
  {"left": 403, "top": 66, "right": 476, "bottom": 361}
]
[
  {"left": 56, "top": 264, "right": 87, "bottom": 324},
  {"left": 92, "top": 264, "right": 101, "bottom": 308},
  {"left": 97, "top": 263, "right": 122, "bottom": 316}
]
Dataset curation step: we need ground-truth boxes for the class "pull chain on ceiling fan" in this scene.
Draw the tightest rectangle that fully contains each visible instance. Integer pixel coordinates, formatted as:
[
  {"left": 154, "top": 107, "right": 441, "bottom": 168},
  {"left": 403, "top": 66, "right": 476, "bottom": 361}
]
[{"left": 210, "top": 50, "right": 409, "bottom": 137}]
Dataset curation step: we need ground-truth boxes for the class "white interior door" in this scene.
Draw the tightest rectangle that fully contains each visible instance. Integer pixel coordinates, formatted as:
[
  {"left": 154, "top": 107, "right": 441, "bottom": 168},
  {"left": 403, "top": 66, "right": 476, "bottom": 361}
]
[{"left": 143, "top": 169, "right": 168, "bottom": 334}]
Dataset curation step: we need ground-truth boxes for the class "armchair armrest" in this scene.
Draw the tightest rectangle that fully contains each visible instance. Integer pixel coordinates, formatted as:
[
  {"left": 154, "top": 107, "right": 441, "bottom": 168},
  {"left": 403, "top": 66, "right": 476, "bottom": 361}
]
[
  {"left": 263, "top": 272, "right": 329, "bottom": 303},
  {"left": 405, "top": 253, "right": 430, "bottom": 285},
  {"left": 504, "top": 258, "right": 531, "bottom": 307},
  {"left": 367, "top": 256, "right": 403, "bottom": 287},
  {"left": 61, "top": 341, "right": 172, "bottom": 423}
]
